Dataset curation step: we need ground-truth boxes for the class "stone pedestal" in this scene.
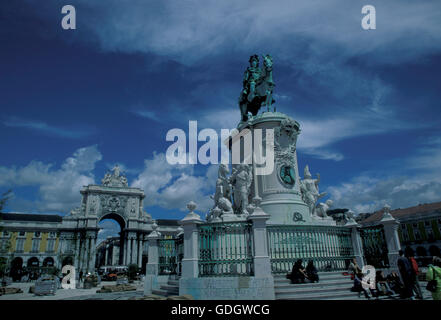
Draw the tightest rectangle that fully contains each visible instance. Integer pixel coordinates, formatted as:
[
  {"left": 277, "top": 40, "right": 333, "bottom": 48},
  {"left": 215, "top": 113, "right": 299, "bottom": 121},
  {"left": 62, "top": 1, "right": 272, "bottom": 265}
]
[
  {"left": 180, "top": 202, "right": 203, "bottom": 279},
  {"left": 247, "top": 198, "right": 272, "bottom": 279},
  {"left": 144, "top": 224, "right": 160, "bottom": 295},
  {"left": 380, "top": 205, "right": 401, "bottom": 269},
  {"left": 235, "top": 112, "right": 310, "bottom": 225},
  {"left": 345, "top": 219, "right": 365, "bottom": 268}
]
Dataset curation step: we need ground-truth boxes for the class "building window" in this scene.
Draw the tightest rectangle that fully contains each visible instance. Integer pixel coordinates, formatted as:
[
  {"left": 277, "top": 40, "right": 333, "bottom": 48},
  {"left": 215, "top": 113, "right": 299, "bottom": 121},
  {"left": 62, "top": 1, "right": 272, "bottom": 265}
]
[
  {"left": 16, "top": 238, "right": 25, "bottom": 252},
  {"left": 46, "top": 239, "right": 55, "bottom": 253},
  {"left": 19, "top": 231, "right": 25, "bottom": 236},
  {"left": 49, "top": 232, "right": 56, "bottom": 238},
  {"left": 414, "top": 230, "right": 421, "bottom": 241},
  {"left": 427, "top": 228, "right": 435, "bottom": 240},
  {"left": 3, "top": 231, "right": 9, "bottom": 237},
  {"left": 34, "top": 232, "right": 41, "bottom": 238},
  {"left": 31, "top": 239, "right": 41, "bottom": 252}
]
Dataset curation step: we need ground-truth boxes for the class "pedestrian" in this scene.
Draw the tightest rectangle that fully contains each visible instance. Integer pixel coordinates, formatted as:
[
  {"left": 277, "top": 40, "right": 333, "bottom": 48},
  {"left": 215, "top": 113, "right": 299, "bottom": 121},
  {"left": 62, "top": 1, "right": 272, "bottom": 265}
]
[
  {"left": 376, "top": 270, "right": 396, "bottom": 297},
  {"left": 407, "top": 252, "right": 423, "bottom": 299},
  {"left": 387, "top": 272, "right": 404, "bottom": 295},
  {"left": 305, "top": 260, "right": 319, "bottom": 283},
  {"left": 289, "top": 259, "right": 308, "bottom": 284},
  {"left": 348, "top": 258, "right": 362, "bottom": 279},
  {"left": 79, "top": 270, "right": 83, "bottom": 283},
  {"left": 397, "top": 250, "right": 416, "bottom": 299},
  {"left": 426, "top": 256, "right": 441, "bottom": 300}
]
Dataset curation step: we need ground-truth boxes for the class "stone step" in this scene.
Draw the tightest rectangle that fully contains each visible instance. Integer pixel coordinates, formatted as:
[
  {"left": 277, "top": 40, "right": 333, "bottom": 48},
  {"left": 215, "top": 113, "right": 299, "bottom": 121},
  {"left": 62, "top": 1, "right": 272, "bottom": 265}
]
[
  {"left": 278, "top": 290, "right": 362, "bottom": 300},
  {"left": 275, "top": 279, "right": 351, "bottom": 288},
  {"left": 275, "top": 274, "right": 349, "bottom": 283},
  {"left": 161, "top": 284, "right": 179, "bottom": 292},
  {"left": 152, "top": 289, "right": 169, "bottom": 296},
  {"left": 276, "top": 284, "right": 353, "bottom": 297},
  {"left": 275, "top": 281, "right": 352, "bottom": 293},
  {"left": 168, "top": 280, "right": 179, "bottom": 286}
]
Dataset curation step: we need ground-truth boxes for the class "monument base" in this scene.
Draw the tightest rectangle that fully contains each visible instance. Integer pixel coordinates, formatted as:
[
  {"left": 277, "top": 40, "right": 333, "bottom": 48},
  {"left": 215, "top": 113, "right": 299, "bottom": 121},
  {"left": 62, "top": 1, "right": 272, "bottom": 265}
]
[{"left": 179, "top": 276, "right": 275, "bottom": 300}]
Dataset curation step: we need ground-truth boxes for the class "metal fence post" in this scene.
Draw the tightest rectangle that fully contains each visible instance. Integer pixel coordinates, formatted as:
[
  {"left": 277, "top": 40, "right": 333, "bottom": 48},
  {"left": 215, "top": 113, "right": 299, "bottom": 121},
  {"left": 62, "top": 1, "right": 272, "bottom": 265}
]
[
  {"left": 380, "top": 204, "right": 401, "bottom": 269},
  {"left": 180, "top": 201, "right": 202, "bottom": 278}
]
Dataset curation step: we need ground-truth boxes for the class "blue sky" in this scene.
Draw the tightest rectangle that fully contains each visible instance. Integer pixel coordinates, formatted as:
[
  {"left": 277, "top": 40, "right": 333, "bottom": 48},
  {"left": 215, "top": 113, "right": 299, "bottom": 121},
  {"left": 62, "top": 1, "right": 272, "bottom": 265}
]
[{"left": 1, "top": 0, "right": 441, "bottom": 228}]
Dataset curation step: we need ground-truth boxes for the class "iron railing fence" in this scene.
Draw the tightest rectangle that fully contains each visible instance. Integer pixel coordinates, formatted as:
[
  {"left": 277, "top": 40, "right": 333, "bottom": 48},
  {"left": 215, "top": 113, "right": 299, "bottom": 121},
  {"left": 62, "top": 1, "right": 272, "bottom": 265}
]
[
  {"left": 158, "top": 237, "right": 183, "bottom": 275},
  {"left": 360, "top": 225, "right": 390, "bottom": 268},
  {"left": 267, "top": 225, "right": 355, "bottom": 273},
  {"left": 198, "top": 221, "right": 254, "bottom": 277}
]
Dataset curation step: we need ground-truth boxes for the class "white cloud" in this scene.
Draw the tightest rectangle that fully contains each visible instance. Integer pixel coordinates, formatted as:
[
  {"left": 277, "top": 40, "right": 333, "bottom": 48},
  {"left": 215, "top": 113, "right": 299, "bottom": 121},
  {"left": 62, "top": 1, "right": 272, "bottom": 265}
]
[
  {"left": 0, "top": 145, "right": 102, "bottom": 212},
  {"left": 327, "top": 175, "right": 441, "bottom": 214},
  {"left": 2, "top": 116, "right": 96, "bottom": 139},
  {"left": 131, "top": 109, "right": 160, "bottom": 122},
  {"left": 131, "top": 152, "right": 217, "bottom": 214},
  {"left": 59, "top": 0, "right": 441, "bottom": 65}
]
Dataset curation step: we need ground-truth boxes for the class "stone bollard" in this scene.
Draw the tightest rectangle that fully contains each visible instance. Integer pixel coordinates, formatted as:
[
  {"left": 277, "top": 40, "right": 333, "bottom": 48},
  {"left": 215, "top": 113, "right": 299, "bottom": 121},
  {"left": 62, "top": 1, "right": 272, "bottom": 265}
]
[
  {"left": 380, "top": 204, "right": 401, "bottom": 269},
  {"left": 344, "top": 212, "right": 365, "bottom": 268},
  {"left": 247, "top": 197, "right": 272, "bottom": 279},
  {"left": 144, "top": 221, "right": 161, "bottom": 295},
  {"left": 180, "top": 201, "right": 203, "bottom": 279}
]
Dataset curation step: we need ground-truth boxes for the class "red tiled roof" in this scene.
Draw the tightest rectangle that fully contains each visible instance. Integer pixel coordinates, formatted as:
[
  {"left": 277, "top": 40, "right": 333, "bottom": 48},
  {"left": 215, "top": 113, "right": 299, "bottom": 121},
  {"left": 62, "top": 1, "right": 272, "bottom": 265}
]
[{"left": 360, "top": 201, "right": 441, "bottom": 224}]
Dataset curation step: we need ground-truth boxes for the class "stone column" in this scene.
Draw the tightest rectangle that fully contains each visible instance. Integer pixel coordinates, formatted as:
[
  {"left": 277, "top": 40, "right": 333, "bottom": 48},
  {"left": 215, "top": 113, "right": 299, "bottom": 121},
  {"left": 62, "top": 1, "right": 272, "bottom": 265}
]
[
  {"left": 75, "top": 236, "right": 81, "bottom": 269},
  {"left": 133, "top": 236, "right": 138, "bottom": 266},
  {"left": 90, "top": 234, "right": 96, "bottom": 272},
  {"left": 345, "top": 215, "right": 365, "bottom": 268},
  {"left": 105, "top": 245, "right": 109, "bottom": 266},
  {"left": 381, "top": 205, "right": 401, "bottom": 269},
  {"left": 137, "top": 237, "right": 143, "bottom": 268},
  {"left": 81, "top": 238, "right": 87, "bottom": 272},
  {"left": 127, "top": 234, "right": 133, "bottom": 265},
  {"left": 180, "top": 201, "right": 203, "bottom": 278},
  {"left": 85, "top": 236, "right": 91, "bottom": 272},
  {"left": 123, "top": 233, "right": 128, "bottom": 265},
  {"left": 247, "top": 197, "right": 272, "bottom": 278}
]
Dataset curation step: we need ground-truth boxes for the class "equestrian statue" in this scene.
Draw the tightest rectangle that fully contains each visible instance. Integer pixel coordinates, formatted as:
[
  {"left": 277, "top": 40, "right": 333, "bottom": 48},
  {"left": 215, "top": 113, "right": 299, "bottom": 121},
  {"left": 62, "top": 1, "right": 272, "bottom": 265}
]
[{"left": 239, "top": 54, "right": 275, "bottom": 122}]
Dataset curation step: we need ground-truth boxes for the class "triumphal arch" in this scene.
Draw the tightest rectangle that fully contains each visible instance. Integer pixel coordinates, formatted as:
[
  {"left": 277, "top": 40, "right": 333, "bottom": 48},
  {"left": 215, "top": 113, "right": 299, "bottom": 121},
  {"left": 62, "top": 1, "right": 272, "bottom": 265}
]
[{"left": 58, "top": 166, "right": 157, "bottom": 273}]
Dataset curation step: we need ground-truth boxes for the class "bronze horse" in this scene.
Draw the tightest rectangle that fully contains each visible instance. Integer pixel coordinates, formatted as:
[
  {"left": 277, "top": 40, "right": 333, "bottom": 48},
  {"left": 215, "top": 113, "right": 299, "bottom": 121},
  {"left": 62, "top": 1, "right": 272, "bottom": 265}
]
[{"left": 239, "top": 54, "right": 275, "bottom": 122}]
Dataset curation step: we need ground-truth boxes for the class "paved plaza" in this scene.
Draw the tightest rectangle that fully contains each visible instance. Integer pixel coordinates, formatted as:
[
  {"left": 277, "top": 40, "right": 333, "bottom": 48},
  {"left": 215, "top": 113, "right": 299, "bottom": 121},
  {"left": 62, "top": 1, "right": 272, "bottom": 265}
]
[{"left": 0, "top": 280, "right": 145, "bottom": 300}]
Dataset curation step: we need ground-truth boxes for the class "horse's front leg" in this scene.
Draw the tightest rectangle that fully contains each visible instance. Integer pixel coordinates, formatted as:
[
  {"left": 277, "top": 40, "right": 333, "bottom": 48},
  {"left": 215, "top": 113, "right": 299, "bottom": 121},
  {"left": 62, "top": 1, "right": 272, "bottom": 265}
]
[{"left": 265, "top": 90, "right": 272, "bottom": 112}]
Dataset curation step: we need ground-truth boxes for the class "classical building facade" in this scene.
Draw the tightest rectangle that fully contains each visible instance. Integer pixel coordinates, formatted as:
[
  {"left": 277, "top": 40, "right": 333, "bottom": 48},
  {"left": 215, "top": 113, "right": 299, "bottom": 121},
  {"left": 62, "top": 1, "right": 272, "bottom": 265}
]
[{"left": 0, "top": 213, "right": 61, "bottom": 279}]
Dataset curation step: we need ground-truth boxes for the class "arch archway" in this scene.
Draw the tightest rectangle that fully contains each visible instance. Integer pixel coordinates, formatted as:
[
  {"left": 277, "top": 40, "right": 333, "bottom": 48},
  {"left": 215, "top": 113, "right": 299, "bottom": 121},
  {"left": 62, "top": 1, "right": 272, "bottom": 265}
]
[
  {"left": 10, "top": 257, "right": 23, "bottom": 281},
  {"left": 429, "top": 245, "right": 441, "bottom": 257},
  {"left": 404, "top": 246, "right": 414, "bottom": 257},
  {"left": 27, "top": 257, "right": 39, "bottom": 268},
  {"left": 416, "top": 246, "right": 427, "bottom": 257},
  {"left": 97, "top": 213, "right": 126, "bottom": 268},
  {"left": 62, "top": 256, "right": 73, "bottom": 267},
  {"left": 43, "top": 257, "right": 55, "bottom": 267}
]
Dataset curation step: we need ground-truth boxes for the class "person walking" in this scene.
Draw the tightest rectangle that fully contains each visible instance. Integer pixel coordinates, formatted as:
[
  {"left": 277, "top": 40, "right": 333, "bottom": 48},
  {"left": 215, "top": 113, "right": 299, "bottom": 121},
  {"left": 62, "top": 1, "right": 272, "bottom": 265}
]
[
  {"left": 426, "top": 256, "right": 441, "bottom": 300},
  {"left": 407, "top": 253, "right": 423, "bottom": 299},
  {"left": 397, "top": 250, "right": 416, "bottom": 299},
  {"left": 79, "top": 270, "right": 83, "bottom": 283}
]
